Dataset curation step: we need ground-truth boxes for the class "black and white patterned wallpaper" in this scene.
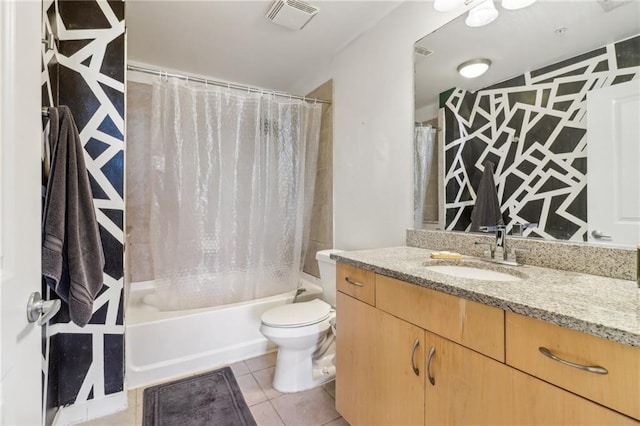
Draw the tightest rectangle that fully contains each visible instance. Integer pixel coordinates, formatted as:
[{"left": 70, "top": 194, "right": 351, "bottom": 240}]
[
  {"left": 41, "top": 0, "right": 125, "bottom": 419},
  {"left": 443, "top": 34, "right": 640, "bottom": 241}
]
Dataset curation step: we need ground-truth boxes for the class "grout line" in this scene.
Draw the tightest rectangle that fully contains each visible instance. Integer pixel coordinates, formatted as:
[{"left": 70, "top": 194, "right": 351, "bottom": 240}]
[{"left": 267, "top": 400, "right": 287, "bottom": 426}]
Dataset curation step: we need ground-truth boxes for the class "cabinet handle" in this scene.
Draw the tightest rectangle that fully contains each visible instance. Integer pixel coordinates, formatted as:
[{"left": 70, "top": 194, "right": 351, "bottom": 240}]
[
  {"left": 426, "top": 346, "right": 436, "bottom": 385},
  {"left": 410, "top": 338, "right": 420, "bottom": 376},
  {"left": 344, "top": 277, "right": 363, "bottom": 287},
  {"left": 538, "top": 347, "right": 608, "bottom": 375}
]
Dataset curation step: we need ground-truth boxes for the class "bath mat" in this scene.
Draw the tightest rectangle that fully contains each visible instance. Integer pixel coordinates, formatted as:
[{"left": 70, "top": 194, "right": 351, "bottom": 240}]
[{"left": 143, "top": 366, "right": 256, "bottom": 426}]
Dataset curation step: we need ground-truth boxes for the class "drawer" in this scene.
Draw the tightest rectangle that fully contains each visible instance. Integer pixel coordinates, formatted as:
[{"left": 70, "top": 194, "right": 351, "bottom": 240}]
[
  {"left": 506, "top": 312, "right": 640, "bottom": 420},
  {"left": 336, "top": 262, "right": 376, "bottom": 306},
  {"left": 376, "top": 274, "right": 504, "bottom": 361}
]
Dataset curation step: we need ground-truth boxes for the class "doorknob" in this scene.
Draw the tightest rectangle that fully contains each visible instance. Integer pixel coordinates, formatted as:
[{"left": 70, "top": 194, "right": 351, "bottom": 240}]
[
  {"left": 591, "top": 230, "right": 612, "bottom": 239},
  {"left": 26, "top": 292, "right": 61, "bottom": 326}
]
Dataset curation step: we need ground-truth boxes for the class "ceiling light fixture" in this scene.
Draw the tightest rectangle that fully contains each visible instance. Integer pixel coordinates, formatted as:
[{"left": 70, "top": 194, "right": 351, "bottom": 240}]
[
  {"left": 465, "top": 0, "right": 499, "bottom": 27},
  {"left": 457, "top": 58, "right": 492, "bottom": 78},
  {"left": 501, "top": 0, "right": 536, "bottom": 10},
  {"left": 433, "top": 0, "right": 466, "bottom": 12}
]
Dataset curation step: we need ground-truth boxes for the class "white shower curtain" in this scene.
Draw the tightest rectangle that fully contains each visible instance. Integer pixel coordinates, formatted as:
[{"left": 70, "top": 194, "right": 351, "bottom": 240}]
[
  {"left": 414, "top": 125, "right": 435, "bottom": 229},
  {"left": 149, "top": 79, "right": 322, "bottom": 310}
]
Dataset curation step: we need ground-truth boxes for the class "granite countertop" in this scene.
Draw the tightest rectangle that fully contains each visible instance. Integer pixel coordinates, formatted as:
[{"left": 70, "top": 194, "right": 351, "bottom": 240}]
[{"left": 332, "top": 246, "right": 640, "bottom": 348}]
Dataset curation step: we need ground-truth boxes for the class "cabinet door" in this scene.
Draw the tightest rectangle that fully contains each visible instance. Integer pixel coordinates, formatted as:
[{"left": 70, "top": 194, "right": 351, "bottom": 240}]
[
  {"left": 424, "top": 331, "right": 512, "bottom": 425},
  {"left": 336, "top": 292, "right": 425, "bottom": 425},
  {"left": 424, "top": 332, "right": 638, "bottom": 425}
]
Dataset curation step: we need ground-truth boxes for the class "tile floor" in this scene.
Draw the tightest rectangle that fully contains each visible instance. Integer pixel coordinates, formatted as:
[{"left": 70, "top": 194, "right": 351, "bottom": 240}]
[{"left": 80, "top": 352, "right": 347, "bottom": 426}]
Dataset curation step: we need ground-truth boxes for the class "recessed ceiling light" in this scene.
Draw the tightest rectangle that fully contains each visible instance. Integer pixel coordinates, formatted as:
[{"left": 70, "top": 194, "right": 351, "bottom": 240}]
[
  {"left": 457, "top": 58, "right": 492, "bottom": 78},
  {"left": 502, "top": 0, "right": 537, "bottom": 10}
]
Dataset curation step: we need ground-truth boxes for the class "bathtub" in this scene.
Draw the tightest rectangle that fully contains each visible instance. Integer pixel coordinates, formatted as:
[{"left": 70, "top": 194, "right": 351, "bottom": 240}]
[{"left": 125, "top": 274, "right": 322, "bottom": 389}]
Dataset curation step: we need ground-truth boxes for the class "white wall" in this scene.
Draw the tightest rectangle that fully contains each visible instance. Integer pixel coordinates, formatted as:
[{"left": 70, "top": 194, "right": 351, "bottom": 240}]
[{"left": 329, "top": 2, "right": 462, "bottom": 250}]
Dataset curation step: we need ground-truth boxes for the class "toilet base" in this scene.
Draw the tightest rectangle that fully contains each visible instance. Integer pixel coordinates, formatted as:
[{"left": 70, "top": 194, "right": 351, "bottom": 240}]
[{"left": 272, "top": 347, "right": 335, "bottom": 393}]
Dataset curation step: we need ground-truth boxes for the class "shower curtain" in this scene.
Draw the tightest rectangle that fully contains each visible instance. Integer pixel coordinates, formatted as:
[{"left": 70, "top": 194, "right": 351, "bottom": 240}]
[
  {"left": 149, "top": 79, "right": 322, "bottom": 310},
  {"left": 414, "top": 125, "right": 435, "bottom": 229}
]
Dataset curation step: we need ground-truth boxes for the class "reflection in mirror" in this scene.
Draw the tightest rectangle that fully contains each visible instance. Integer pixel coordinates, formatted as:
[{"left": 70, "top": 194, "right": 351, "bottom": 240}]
[{"left": 414, "top": 1, "right": 640, "bottom": 247}]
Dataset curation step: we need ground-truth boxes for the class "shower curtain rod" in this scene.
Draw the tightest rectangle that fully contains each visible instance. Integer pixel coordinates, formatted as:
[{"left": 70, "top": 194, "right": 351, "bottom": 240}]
[{"left": 127, "top": 65, "right": 331, "bottom": 105}]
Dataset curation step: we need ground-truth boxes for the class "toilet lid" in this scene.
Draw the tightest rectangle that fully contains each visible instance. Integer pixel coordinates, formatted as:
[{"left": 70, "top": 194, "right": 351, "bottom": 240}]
[{"left": 261, "top": 299, "right": 332, "bottom": 328}]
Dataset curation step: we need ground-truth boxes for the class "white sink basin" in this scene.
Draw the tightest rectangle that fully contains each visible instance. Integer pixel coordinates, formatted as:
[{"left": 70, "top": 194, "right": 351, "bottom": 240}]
[{"left": 425, "top": 265, "right": 524, "bottom": 282}]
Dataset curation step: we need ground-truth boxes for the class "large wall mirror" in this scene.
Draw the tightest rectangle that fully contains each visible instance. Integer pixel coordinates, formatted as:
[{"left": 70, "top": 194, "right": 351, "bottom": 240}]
[{"left": 414, "top": 0, "right": 640, "bottom": 247}]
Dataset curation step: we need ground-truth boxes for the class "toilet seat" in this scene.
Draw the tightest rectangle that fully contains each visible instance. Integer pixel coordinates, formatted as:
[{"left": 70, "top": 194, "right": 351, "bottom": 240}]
[{"left": 261, "top": 299, "right": 332, "bottom": 328}]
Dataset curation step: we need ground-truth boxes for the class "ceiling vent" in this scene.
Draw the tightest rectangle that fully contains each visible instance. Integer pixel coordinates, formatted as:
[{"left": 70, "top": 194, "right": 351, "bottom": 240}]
[
  {"left": 266, "top": 0, "right": 319, "bottom": 30},
  {"left": 596, "top": 0, "right": 631, "bottom": 12},
  {"left": 414, "top": 46, "right": 433, "bottom": 58}
]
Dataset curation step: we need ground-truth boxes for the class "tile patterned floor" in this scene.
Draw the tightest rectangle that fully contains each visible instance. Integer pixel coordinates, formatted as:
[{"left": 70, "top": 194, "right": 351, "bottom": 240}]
[{"left": 79, "top": 353, "right": 347, "bottom": 426}]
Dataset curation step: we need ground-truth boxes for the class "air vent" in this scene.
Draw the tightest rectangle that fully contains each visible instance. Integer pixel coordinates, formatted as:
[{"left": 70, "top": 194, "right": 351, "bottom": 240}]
[
  {"left": 414, "top": 46, "right": 433, "bottom": 58},
  {"left": 266, "top": 0, "right": 319, "bottom": 30},
  {"left": 597, "top": 0, "right": 630, "bottom": 12}
]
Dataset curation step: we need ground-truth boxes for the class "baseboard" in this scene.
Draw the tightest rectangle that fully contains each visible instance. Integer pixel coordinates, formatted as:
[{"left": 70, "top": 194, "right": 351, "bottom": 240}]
[{"left": 53, "top": 391, "right": 128, "bottom": 426}]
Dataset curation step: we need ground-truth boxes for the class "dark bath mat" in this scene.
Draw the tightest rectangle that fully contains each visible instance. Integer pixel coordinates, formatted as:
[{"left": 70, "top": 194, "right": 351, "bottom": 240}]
[{"left": 143, "top": 366, "right": 256, "bottom": 426}]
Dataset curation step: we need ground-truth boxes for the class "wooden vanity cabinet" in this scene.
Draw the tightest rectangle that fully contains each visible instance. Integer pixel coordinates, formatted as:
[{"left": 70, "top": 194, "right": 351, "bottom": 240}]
[
  {"left": 335, "top": 262, "right": 639, "bottom": 425},
  {"left": 336, "top": 291, "right": 425, "bottom": 426},
  {"left": 506, "top": 312, "right": 640, "bottom": 420},
  {"left": 424, "top": 331, "right": 638, "bottom": 425}
]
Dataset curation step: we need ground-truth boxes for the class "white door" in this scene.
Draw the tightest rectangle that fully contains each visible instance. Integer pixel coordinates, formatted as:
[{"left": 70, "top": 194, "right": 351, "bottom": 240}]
[
  {"left": 0, "top": 1, "right": 43, "bottom": 425},
  {"left": 587, "top": 79, "right": 640, "bottom": 246}
]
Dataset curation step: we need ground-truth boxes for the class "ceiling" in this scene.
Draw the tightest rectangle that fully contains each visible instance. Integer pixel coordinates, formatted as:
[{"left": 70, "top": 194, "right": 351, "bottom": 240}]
[
  {"left": 126, "top": 0, "right": 403, "bottom": 93},
  {"left": 414, "top": 0, "right": 640, "bottom": 110}
]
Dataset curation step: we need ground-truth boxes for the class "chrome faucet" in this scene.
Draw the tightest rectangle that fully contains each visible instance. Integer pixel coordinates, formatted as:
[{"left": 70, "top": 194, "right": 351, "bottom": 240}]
[
  {"left": 479, "top": 225, "right": 508, "bottom": 261},
  {"left": 478, "top": 223, "right": 536, "bottom": 266}
]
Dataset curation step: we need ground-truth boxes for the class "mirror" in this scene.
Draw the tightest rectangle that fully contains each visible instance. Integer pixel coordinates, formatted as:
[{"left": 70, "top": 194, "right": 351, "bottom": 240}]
[{"left": 414, "top": 1, "right": 640, "bottom": 247}]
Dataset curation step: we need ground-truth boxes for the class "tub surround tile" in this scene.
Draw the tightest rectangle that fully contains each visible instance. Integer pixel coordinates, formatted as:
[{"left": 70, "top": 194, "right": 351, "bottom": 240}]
[
  {"left": 250, "top": 401, "right": 285, "bottom": 426},
  {"left": 270, "top": 387, "right": 341, "bottom": 426},
  {"left": 407, "top": 229, "right": 636, "bottom": 281},
  {"left": 245, "top": 352, "right": 277, "bottom": 372},
  {"left": 332, "top": 246, "right": 640, "bottom": 347},
  {"left": 128, "top": 242, "right": 154, "bottom": 283}
]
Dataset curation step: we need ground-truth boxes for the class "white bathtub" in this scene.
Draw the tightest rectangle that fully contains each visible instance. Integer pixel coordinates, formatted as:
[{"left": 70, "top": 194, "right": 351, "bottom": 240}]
[{"left": 125, "top": 274, "right": 322, "bottom": 389}]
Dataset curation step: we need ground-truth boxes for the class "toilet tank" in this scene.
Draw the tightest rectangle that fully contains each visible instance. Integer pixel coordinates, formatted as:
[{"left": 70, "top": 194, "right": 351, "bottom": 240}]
[{"left": 315, "top": 249, "right": 343, "bottom": 307}]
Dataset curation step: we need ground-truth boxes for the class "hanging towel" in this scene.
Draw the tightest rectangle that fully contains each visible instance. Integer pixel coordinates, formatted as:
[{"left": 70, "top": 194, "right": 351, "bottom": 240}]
[
  {"left": 42, "top": 106, "right": 105, "bottom": 327},
  {"left": 470, "top": 160, "right": 504, "bottom": 232}
]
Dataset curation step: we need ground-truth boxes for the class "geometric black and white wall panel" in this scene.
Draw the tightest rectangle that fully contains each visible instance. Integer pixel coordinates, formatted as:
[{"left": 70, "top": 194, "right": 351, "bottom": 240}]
[
  {"left": 443, "top": 34, "right": 640, "bottom": 241},
  {"left": 41, "top": 0, "right": 125, "bottom": 416}
]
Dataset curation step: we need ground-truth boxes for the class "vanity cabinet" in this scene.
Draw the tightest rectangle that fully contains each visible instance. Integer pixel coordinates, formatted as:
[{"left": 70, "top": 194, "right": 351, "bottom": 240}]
[
  {"left": 336, "top": 291, "right": 425, "bottom": 425},
  {"left": 506, "top": 312, "right": 640, "bottom": 420},
  {"left": 425, "top": 330, "right": 638, "bottom": 425},
  {"left": 335, "top": 262, "right": 640, "bottom": 425}
]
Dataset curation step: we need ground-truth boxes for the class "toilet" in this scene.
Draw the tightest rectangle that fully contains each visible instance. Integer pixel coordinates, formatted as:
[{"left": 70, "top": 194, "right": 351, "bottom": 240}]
[{"left": 259, "top": 249, "right": 342, "bottom": 393}]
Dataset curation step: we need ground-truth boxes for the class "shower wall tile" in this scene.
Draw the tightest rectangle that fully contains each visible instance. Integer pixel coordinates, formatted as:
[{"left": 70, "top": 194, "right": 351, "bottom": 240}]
[
  {"left": 125, "top": 81, "right": 154, "bottom": 282},
  {"left": 304, "top": 80, "right": 334, "bottom": 278},
  {"left": 129, "top": 243, "right": 154, "bottom": 283},
  {"left": 126, "top": 205, "right": 151, "bottom": 244},
  {"left": 305, "top": 241, "right": 333, "bottom": 278},
  {"left": 126, "top": 82, "right": 152, "bottom": 209}
]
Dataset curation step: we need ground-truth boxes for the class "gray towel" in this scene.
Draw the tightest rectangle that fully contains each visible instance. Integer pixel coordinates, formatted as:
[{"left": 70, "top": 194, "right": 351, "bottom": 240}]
[
  {"left": 470, "top": 160, "right": 504, "bottom": 232},
  {"left": 42, "top": 106, "right": 105, "bottom": 327}
]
